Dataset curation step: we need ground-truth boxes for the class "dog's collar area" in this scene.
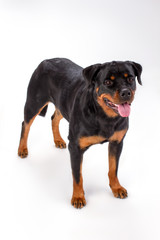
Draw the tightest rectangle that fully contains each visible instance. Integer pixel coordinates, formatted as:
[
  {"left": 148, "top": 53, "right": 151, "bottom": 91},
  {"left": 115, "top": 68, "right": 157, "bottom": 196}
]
[{"left": 103, "top": 97, "right": 131, "bottom": 117}]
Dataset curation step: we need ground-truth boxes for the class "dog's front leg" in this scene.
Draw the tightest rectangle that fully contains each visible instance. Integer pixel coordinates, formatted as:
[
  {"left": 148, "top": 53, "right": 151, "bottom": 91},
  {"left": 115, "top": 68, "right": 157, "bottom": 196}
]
[
  {"left": 68, "top": 142, "right": 86, "bottom": 209},
  {"left": 108, "top": 140, "right": 128, "bottom": 199}
]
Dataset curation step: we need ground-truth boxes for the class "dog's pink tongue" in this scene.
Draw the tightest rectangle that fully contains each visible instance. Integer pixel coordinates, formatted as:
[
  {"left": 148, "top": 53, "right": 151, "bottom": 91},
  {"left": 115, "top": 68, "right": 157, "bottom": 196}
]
[{"left": 118, "top": 103, "right": 131, "bottom": 117}]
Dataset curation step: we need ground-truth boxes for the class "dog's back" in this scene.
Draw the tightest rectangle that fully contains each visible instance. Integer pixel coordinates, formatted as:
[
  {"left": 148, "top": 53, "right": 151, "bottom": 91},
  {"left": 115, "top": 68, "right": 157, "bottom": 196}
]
[{"left": 26, "top": 58, "right": 84, "bottom": 121}]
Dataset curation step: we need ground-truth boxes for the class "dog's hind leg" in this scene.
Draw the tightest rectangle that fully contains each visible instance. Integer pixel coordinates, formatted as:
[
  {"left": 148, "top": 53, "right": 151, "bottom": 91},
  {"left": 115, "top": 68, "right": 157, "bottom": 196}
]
[
  {"left": 51, "top": 108, "right": 66, "bottom": 149},
  {"left": 18, "top": 102, "right": 49, "bottom": 158}
]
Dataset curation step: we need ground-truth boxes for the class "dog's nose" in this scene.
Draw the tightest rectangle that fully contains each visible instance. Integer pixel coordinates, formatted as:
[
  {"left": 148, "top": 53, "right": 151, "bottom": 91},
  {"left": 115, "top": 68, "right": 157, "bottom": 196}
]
[{"left": 120, "top": 88, "right": 131, "bottom": 101}]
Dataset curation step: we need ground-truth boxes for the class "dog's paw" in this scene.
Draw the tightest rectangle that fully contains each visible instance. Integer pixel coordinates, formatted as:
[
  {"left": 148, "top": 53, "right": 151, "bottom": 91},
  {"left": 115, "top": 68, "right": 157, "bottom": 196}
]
[
  {"left": 71, "top": 196, "right": 86, "bottom": 209},
  {"left": 111, "top": 186, "right": 128, "bottom": 199},
  {"left": 55, "top": 140, "right": 66, "bottom": 149},
  {"left": 18, "top": 147, "right": 28, "bottom": 158}
]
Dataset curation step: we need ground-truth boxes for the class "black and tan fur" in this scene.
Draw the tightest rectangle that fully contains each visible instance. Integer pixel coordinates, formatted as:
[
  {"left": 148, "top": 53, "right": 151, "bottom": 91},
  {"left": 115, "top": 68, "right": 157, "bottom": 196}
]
[{"left": 18, "top": 58, "right": 142, "bottom": 208}]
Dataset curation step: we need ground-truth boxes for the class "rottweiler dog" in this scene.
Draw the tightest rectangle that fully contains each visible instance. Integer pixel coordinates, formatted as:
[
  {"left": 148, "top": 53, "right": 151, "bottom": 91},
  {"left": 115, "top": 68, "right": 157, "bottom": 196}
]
[{"left": 18, "top": 58, "right": 142, "bottom": 208}]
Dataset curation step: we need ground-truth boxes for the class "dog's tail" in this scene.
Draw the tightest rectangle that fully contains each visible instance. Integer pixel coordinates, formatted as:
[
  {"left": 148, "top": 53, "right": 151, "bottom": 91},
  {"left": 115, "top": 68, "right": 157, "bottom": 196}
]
[{"left": 39, "top": 104, "right": 48, "bottom": 117}]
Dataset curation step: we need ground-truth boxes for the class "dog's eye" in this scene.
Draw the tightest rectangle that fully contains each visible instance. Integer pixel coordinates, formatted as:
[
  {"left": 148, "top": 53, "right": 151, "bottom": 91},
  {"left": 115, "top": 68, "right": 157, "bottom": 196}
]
[
  {"left": 104, "top": 80, "right": 113, "bottom": 86},
  {"left": 127, "top": 77, "right": 134, "bottom": 84}
]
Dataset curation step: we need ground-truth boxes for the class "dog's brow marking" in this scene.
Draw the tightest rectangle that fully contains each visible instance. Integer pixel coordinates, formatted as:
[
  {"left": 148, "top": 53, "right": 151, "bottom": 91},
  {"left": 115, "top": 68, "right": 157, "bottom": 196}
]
[
  {"left": 79, "top": 136, "right": 106, "bottom": 149},
  {"left": 124, "top": 73, "right": 128, "bottom": 77},
  {"left": 110, "top": 75, "right": 115, "bottom": 80}
]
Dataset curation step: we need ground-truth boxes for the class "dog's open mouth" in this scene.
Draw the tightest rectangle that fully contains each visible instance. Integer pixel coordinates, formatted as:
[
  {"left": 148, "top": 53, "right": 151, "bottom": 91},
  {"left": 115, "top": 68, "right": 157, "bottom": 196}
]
[{"left": 103, "top": 98, "right": 131, "bottom": 117}]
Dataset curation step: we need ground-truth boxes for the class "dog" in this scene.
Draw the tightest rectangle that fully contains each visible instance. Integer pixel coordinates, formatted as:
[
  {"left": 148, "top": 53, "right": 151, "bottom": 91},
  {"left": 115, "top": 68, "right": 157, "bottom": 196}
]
[{"left": 18, "top": 58, "right": 142, "bottom": 208}]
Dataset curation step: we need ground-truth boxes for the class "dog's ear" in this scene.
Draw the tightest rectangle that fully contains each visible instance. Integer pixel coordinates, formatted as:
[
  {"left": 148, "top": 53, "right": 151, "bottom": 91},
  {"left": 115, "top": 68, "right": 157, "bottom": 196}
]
[
  {"left": 129, "top": 61, "right": 142, "bottom": 85},
  {"left": 83, "top": 64, "right": 101, "bottom": 85}
]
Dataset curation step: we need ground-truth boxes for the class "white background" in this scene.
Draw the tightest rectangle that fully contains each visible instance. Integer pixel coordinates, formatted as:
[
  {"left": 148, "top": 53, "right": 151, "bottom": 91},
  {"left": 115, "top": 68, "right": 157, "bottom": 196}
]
[{"left": 0, "top": 0, "right": 160, "bottom": 239}]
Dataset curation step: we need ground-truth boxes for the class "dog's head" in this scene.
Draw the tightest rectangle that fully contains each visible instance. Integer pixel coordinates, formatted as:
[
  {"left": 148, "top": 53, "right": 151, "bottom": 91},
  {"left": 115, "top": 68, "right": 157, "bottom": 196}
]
[{"left": 83, "top": 61, "right": 142, "bottom": 118}]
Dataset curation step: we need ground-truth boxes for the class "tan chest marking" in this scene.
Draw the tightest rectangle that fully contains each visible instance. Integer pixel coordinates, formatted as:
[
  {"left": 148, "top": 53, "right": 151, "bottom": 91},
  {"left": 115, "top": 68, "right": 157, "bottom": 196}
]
[
  {"left": 109, "top": 129, "right": 127, "bottom": 143},
  {"left": 79, "top": 129, "right": 127, "bottom": 149},
  {"left": 79, "top": 136, "right": 106, "bottom": 149}
]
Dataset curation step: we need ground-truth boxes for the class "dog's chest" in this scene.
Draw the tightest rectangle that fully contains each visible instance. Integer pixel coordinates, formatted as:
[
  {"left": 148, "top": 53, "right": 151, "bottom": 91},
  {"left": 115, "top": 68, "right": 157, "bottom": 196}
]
[{"left": 79, "top": 128, "right": 127, "bottom": 150}]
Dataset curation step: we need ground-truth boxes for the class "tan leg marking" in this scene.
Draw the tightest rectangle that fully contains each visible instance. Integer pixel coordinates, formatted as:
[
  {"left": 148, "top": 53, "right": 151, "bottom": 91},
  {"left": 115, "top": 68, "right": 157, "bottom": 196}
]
[
  {"left": 108, "top": 154, "right": 127, "bottom": 199},
  {"left": 51, "top": 108, "right": 66, "bottom": 149},
  {"left": 18, "top": 103, "right": 49, "bottom": 158},
  {"left": 71, "top": 163, "right": 86, "bottom": 209}
]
